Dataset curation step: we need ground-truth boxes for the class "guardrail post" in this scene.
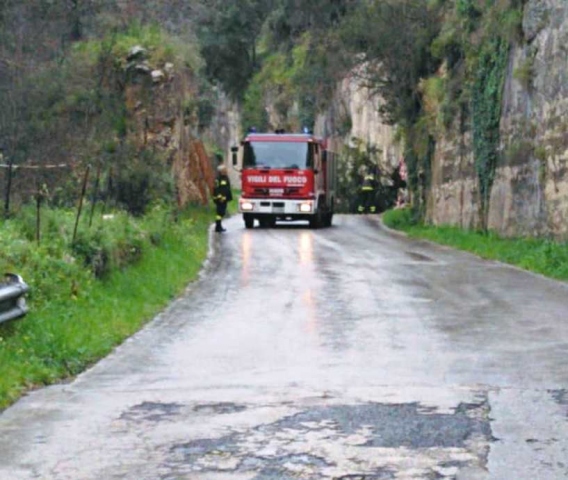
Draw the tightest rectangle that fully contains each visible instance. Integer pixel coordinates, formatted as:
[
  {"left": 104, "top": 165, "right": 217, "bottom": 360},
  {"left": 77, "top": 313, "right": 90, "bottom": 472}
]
[{"left": 0, "top": 274, "right": 30, "bottom": 325}]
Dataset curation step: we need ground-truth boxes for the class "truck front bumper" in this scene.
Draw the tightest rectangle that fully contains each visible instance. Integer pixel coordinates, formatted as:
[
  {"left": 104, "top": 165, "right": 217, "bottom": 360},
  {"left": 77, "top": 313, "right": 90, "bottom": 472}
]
[{"left": 238, "top": 197, "right": 314, "bottom": 216}]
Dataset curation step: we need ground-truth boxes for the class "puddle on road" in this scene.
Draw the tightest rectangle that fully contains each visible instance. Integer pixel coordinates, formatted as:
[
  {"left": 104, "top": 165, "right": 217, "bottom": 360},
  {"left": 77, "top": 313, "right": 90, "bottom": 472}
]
[
  {"left": 549, "top": 389, "right": 568, "bottom": 419},
  {"left": 193, "top": 402, "right": 248, "bottom": 415},
  {"left": 120, "top": 401, "right": 248, "bottom": 424},
  {"left": 406, "top": 251, "right": 435, "bottom": 263},
  {"left": 120, "top": 402, "right": 183, "bottom": 423}
]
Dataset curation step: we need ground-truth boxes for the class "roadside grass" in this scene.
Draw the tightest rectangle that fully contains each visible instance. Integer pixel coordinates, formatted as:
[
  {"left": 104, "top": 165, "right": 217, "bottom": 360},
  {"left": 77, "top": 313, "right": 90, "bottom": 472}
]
[
  {"left": 0, "top": 205, "right": 211, "bottom": 410},
  {"left": 382, "top": 208, "right": 568, "bottom": 281}
]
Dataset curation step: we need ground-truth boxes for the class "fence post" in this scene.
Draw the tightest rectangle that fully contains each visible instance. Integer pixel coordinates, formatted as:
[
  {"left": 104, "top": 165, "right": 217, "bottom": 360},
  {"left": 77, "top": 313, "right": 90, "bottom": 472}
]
[
  {"left": 89, "top": 163, "right": 102, "bottom": 228},
  {"left": 3, "top": 155, "right": 13, "bottom": 219},
  {"left": 73, "top": 165, "right": 91, "bottom": 243},
  {"left": 36, "top": 190, "right": 41, "bottom": 244}
]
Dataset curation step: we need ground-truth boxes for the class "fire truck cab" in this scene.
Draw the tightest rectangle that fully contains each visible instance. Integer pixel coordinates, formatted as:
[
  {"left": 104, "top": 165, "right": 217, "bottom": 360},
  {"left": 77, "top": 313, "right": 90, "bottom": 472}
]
[{"left": 232, "top": 132, "right": 337, "bottom": 229}]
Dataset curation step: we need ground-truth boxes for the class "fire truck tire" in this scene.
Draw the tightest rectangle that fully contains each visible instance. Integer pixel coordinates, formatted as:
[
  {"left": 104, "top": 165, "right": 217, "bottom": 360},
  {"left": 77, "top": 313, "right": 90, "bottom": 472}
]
[
  {"left": 323, "top": 199, "right": 334, "bottom": 227},
  {"left": 310, "top": 197, "right": 326, "bottom": 229},
  {"left": 309, "top": 211, "right": 323, "bottom": 229},
  {"left": 244, "top": 215, "right": 254, "bottom": 229}
]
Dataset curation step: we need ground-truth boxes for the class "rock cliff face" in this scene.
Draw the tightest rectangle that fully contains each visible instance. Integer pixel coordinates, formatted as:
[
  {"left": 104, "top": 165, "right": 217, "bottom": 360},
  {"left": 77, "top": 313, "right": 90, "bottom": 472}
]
[
  {"left": 201, "top": 90, "right": 242, "bottom": 188},
  {"left": 124, "top": 48, "right": 215, "bottom": 207},
  {"left": 320, "top": 0, "right": 568, "bottom": 239},
  {"left": 431, "top": 0, "right": 568, "bottom": 238},
  {"left": 315, "top": 74, "right": 402, "bottom": 172},
  {"left": 492, "top": 0, "right": 568, "bottom": 238}
]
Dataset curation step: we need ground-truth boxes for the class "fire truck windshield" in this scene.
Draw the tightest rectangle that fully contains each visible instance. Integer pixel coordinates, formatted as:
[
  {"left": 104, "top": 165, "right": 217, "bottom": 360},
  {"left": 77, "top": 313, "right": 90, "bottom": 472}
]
[{"left": 243, "top": 142, "right": 314, "bottom": 169}]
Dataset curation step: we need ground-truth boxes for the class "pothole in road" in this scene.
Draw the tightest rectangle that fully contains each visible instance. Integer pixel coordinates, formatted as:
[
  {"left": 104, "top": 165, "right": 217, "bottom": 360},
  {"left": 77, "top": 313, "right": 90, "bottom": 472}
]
[
  {"left": 193, "top": 402, "right": 248, "bottom": 414},
  {"left": 550, "top": 389, "right": 568, "bottom": 406},
  {"left": 334, "top": 474, "right": 395, "bottom": 480},
  {"left": 260, "top": 402, "right": 491, "bottom": 449},
  {"left": 120, "top": 401, "right": 183, "bottom": 423},
  {"left": 549, "top": 389, "right": 568, "bottom": 419},
  {"left": 406, "top": 251, "right": 435, "bottom": 263},
  {"left": 120, "top": 401, "right": 248, "bottom": 424},
  {"left": 164, "top": 401, "right": 492, "bottom": 478}
]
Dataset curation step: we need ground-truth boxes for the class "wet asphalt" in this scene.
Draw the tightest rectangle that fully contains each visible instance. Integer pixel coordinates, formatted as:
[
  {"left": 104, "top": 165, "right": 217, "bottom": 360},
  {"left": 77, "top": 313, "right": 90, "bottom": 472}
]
[{"left": 0, "top": 214, "right": 568, "bottom": 479}]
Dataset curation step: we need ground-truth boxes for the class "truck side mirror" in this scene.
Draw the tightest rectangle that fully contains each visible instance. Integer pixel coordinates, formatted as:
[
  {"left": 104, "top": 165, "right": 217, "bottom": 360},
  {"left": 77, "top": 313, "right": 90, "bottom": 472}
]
[{"left": 231, "top": 146, "right": 238, "bottom": 167}]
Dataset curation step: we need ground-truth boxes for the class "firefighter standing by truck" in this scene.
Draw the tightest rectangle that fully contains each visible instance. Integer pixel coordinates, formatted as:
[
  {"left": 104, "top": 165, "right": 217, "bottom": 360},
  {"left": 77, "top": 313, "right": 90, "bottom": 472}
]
[
  {"left": 357, "top": 167, "right": 378, "bottom": 214},
  {"left": 213, "top": 164, "right": 233, "bottom": 232}
]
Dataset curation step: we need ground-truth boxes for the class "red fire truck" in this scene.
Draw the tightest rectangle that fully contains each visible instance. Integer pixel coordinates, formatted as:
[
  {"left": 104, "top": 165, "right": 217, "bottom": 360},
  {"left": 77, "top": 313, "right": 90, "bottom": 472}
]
[{"left": 231, "top": 131, "right": 337, "bottom": 229}]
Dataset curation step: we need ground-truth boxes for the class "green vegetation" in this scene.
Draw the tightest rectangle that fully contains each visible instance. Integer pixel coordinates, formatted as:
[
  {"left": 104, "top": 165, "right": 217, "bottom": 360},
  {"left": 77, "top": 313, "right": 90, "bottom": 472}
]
[
  {"left": 1, "top": 1, "right": 534, "bottom": 220},
  {"left": 471, "top": 36, "right": 509, "bottom": 230},
  {"left": 0, "top": 205, "right": 211, "bottom": 410},
  {"left": 196, "top": 0, "right": 274, "bottom": 100},
  {"left": 513, "top": 53, "right": 536, "bottom": 90},
  {"left": 231, "top": 1, "right": 353, "bottom": 132},
  {"left": 336, "top": 138, "right": 381, "bottom": 213},
  {"left": 428, "top": 1, "right": 523, "bottom": 228},
  {"left": 71, "top": 23, "right": 202, "bottom": 71},
  {"left": 180, "top": 1, "right": 530, "bottom": 224},
  {"left": 383, "top": 208, "right": 568, "bottom": 281},
  {"left": 1, "top": 7, "right": 213, "bottom": 216}
]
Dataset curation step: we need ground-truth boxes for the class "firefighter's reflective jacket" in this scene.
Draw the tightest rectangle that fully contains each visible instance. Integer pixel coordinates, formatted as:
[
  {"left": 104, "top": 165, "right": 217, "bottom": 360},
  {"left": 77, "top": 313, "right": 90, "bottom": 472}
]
[
  {"left": 213, "top": 174, "right": 233, "bottom": 204},
  {"left": 360, "top": 174, "right": 377, "bottom": 192}
]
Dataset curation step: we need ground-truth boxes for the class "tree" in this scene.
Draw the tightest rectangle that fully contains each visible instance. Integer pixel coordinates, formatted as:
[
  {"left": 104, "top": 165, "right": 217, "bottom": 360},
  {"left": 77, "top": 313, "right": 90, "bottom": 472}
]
[
  {"left": 196, "top": 0, "right": 275, "bottom": 99},
  {"left": 265, "top": 0, "right": 354, "bottom": 50},
  {"left": 341, "top": 0, "right": 441, "bottom": 126}
]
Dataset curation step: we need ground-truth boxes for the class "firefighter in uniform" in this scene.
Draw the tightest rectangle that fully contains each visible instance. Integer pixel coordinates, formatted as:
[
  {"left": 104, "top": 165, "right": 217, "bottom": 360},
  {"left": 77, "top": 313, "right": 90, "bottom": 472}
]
[
  {"left": 213, "top": 164, "right": 233, "bottom": 232},
  {"left": 357, "top": 167, "right": 378, "bottom": 214}
]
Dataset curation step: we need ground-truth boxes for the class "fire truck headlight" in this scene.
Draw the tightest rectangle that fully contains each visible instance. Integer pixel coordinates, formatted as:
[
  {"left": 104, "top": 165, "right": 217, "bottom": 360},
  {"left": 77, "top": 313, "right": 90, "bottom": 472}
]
[
  {"left": 240, "top": 201, "right": 254, "bottom": 212},
  {"left": 299, "top": 202, "right": 313, "bottom": 213}
]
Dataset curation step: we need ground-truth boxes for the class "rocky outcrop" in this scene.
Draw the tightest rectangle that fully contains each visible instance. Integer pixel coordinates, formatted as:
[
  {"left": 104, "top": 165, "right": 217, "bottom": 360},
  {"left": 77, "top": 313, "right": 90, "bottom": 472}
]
[
  {"left": 124, "top": 46, "right": 215, "bottom": 206},
  {"left": 200, "top": 89, "right": 242, "bottom": 188},
  {"left": 324, "top": 1, "right": 568, "bottom": 239},
  {"left": 429, "top": 0, "right": 568, "bottom": 238},
  {"left": 315, "top": 72, "right": 402, "bottom": 173},
  {"left": 492, "top": 0, "right": 568, "bottom": 238},
  {"left": 428, "top": 126, "right": 479, "bottom": 230}
]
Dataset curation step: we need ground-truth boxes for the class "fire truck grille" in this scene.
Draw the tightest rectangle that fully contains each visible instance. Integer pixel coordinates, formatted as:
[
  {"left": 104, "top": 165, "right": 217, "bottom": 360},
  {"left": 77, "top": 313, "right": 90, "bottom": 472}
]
[
  {"left": 259, "top": 201, "right": 285, "bottom": 208},
  {"left": 251, "top": 188, "right": 303, "bottom": 197}
]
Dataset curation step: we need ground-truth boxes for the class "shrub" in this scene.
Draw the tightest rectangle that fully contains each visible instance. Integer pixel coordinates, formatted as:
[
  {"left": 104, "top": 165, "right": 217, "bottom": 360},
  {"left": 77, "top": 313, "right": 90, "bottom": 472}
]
[{"left": 382, "top": 207, "right": 418, "bottom": 230}]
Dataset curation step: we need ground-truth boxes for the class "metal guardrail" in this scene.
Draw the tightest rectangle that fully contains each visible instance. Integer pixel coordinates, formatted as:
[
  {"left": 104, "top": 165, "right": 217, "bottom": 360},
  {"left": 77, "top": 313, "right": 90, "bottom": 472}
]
[{"left": 0, "top": 273, "right": 30, "bottom": 325}]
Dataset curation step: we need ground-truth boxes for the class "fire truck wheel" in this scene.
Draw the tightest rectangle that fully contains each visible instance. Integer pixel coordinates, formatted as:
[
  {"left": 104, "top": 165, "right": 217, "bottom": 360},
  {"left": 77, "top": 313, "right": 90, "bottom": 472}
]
[
  {"left": 244, "top": 215, "right": 254, "bottom": 229},
  {"left": 309, "top": 213, "right": 322, "bottom": 229},
  {"left": 323, "top": 199, "right": 334, "bottom": 227},
  {"left": 310, "top": 197, "right": 325, "bottom": 229}
]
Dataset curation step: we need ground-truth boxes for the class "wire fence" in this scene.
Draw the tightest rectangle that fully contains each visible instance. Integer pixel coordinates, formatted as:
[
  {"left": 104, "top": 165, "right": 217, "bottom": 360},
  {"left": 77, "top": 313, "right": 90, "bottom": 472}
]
[{"left": 1, "top": 138, "right": 216, "bottom": 245}]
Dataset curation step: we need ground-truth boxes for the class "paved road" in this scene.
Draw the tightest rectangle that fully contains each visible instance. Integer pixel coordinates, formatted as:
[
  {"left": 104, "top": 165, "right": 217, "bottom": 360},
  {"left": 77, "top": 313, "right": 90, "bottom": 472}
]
[{"left": 1, "top": 215, "right": 568, "bottom": 479}]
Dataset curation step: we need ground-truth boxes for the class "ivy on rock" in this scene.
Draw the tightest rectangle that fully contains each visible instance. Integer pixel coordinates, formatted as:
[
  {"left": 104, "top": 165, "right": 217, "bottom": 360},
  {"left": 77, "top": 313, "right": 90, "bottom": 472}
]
[{"left": 471, "top": 36, "right": 509, "bottom": 230}]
